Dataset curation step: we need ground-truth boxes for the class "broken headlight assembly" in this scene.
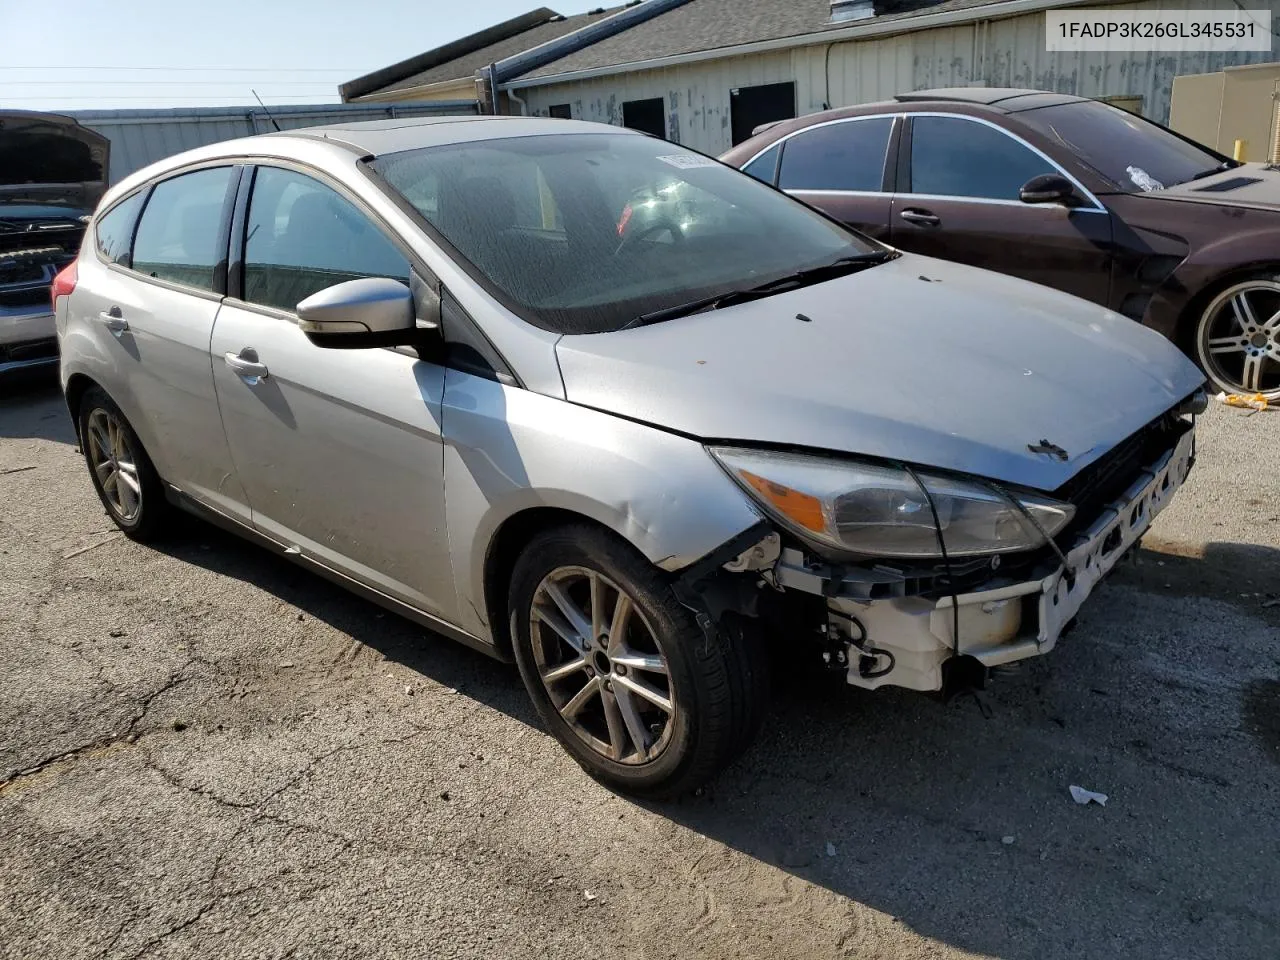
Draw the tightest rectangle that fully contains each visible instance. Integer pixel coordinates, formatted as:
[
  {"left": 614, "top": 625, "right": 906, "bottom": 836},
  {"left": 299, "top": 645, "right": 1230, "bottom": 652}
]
[{"left": 709, "top": 447, "right": 1075, "bottom": 560}]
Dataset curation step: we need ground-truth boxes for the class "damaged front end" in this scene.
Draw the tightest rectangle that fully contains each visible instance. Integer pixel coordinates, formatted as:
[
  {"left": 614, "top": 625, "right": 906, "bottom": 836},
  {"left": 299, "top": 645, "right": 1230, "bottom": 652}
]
[{"left": 682, "top": 404, "right": 1199, "bottom": 695}]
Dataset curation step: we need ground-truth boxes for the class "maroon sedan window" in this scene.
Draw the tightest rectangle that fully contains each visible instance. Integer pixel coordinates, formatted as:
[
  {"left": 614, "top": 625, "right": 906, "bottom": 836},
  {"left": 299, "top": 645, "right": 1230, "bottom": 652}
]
[
  {"left": 777, "top": 118, "right": 893, "bottom": 192},
  {"left": 909, "top": 116, "right": 1055, "bottom": 201},
  {"left": 742, "top": 143, "right": 781, "bottom": 184}
]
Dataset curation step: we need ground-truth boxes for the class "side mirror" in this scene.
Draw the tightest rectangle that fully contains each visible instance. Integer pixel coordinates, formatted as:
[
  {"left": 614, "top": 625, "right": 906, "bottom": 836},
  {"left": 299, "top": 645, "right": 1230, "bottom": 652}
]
[
  {"left": 1019, "top": 174, "right": 1079, "bottom": 206},
  {"left": 297, "top": 277, "right": 418, "bottom": 349}
]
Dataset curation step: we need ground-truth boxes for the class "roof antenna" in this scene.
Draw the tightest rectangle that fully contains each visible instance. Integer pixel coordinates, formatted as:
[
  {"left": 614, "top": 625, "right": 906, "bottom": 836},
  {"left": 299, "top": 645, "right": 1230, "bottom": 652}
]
[{"left": 251, "top": 89, "right": 282, "bottom": 132}]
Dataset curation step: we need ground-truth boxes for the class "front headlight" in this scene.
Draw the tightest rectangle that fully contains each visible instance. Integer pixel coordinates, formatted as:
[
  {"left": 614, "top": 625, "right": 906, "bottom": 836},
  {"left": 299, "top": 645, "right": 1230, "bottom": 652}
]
[{"left": 709, "top": 447, "right": 1074, "bottom": 560}]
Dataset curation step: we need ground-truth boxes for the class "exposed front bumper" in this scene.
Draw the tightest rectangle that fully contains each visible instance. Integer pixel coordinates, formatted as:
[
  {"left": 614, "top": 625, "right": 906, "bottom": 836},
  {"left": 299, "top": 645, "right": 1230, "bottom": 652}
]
[
  {"left": 777, "top": 427, "right": 1196, "bottom": 692},
  {"left": 0, "top": 309, "right": 58, "bottom": 373}
]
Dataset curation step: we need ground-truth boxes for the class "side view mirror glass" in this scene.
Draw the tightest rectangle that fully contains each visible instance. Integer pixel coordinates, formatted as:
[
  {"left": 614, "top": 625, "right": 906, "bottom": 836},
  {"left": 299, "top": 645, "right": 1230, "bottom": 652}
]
[
  {"left": 296, "top": 277, "right": 417, "bottom": 349},
  {"left": 1019, "top": 173, "right": 1079, "bottom": 207}
]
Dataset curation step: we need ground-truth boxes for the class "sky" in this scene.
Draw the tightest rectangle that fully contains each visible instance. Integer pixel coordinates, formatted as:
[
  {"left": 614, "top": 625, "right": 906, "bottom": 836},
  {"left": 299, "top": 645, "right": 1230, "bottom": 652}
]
[{"left": 0, "top": 0, "right": 576, "bottom": 112}]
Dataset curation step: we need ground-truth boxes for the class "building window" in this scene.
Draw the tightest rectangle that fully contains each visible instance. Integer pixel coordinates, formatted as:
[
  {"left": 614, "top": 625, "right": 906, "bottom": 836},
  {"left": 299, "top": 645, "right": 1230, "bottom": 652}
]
[
  {"left": 548, "top": 103, "right": 572, "bottom": 119},
  {"left": 621, "top": 97, "right": 666, "bottom": 138},
  {"left": 730, "top": 82, "right": 795, "bottom": 146}
]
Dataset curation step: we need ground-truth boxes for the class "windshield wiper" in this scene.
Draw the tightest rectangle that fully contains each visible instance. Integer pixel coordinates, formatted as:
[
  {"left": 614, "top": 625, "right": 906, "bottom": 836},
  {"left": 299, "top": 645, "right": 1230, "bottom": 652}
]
[{"left": 623, "top": 250, "right": 897, "bottom": 328}]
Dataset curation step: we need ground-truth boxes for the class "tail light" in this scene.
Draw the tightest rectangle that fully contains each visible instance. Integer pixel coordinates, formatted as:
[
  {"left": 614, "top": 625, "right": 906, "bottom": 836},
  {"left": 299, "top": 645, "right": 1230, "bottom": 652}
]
[{"left": 51, "top": 260, "right": 78, "bottom": 308}]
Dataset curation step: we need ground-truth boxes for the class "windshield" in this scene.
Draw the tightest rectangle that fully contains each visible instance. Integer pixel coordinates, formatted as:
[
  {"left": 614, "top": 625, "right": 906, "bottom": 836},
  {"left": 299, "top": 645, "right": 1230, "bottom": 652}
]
[
  {"left": 369, "top": 133, "right": 879, "bottom": 334},
  {"left": 1016, "top": 100, "right": 1233, "bottom": 192}
]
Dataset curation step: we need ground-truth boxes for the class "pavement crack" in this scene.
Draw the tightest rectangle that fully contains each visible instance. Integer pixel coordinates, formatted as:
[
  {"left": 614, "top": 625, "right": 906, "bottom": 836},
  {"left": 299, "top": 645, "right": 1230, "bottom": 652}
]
[{"left": 0, "top": 668, "right": 196, "bottom": 795}]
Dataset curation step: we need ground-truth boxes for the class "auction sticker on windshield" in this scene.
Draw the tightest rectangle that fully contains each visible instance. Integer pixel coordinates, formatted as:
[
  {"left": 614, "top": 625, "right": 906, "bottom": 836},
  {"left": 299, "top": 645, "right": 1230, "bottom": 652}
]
[
  {"left": 1046, "top": 8, "right": 1271, "bottom": 51},
  {"left": 656, "top": 154, "right": 720, "bottom": 169}
]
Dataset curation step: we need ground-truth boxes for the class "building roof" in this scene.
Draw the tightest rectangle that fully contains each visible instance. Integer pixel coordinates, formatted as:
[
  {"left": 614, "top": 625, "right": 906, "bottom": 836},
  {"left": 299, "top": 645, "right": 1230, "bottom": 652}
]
[
  {"left": 511, "top": 0, "right": 1003, "bottom": 81},
  {"left": 341, "top": 6, "right": 627, "bottom": 100}
]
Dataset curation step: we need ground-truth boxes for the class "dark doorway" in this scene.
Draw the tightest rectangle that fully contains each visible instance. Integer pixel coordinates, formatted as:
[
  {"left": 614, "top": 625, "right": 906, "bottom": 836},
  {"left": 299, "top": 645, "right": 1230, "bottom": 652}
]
[
  {"left": 548, "top": 103, "right": 572, "bottom": 119},
  {"left": 730, "top": 81, "right": 796, "bottom": 145},
  {"left": 621, "top": 97, "right": 666, "bottom": 138}
]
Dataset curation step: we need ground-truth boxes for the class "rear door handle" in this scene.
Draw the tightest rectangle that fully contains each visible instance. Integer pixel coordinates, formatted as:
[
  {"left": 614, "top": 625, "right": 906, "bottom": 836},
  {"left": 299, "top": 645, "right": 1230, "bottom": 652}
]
[
  {"left": 899, "top": 208, "right": 941, "bottom": 227},
  {"left": 98, "top": 307, "right": 128, "bottom": 333},
  {"left": 224, "top": 351, "right": 269, "bottom": 382}
]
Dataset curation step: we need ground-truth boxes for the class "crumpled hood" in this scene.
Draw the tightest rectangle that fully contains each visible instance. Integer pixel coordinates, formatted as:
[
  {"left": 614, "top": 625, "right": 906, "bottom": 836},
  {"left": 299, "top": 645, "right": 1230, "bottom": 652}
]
[
  {"left": 555, "top": 254, "right": 1205, "bottom": 492},
  {"left": 1152, "top": 162, "right": 1280, "bottom": 213}
]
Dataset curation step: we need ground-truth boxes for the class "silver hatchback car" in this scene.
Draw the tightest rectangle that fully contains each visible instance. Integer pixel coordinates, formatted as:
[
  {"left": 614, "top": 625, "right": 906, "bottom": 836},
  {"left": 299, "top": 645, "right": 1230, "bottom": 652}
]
[{"left": 56, "top": 117, "right": 1205, "bottom": 796}]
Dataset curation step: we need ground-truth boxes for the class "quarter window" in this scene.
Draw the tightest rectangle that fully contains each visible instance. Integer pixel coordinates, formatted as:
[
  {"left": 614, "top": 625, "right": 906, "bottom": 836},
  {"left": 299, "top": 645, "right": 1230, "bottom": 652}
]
[
  {"left": 777, "top": 118, "right": 893, "bottom": 192},
  {"left": 95, "top": 191, "right": 146, "bottom": 266},
  {"left": 131, "top": 167, "right": 234, "bottom": 291},
  {"left": 242, "top": 167, "right": 409, "bottom": 313},
  {"left": 909, "top": 116, "right": 1055, "bottom": 201},
  {"left": 742, "top": 143, "right": 781, "bottom": 185}
]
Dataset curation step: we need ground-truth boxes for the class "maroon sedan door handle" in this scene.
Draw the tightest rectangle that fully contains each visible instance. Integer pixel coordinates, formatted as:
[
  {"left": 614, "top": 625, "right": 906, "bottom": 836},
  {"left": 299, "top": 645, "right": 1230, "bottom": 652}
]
[{"left": 899, "top": 208, "right": 941, "bottom": 227}]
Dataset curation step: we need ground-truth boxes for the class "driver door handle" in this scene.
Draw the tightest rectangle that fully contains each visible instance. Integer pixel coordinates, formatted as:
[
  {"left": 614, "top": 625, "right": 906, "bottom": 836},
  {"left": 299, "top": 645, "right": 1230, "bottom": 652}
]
[
  {"left": 899, "top": 208, "right": 941, "bottom": 227},
  {"left": 224, "top": 351, "right": 269, "bottom": 381}
]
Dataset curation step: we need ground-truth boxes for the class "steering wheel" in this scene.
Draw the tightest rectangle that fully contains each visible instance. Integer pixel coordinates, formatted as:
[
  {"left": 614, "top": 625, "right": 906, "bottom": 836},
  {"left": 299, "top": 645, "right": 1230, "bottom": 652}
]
[{"left": 613, "top": 219, "right": 684, "bottom": 256}]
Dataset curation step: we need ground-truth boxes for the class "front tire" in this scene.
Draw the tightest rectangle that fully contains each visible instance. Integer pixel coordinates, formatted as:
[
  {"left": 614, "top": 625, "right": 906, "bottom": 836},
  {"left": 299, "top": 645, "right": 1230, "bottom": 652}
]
[
  {"left": 78, "top": 386, "right": 172, "bottom": 541},
  {"left": 1193, "top": 273, "right": 1280, "bottom": 402},
  {"left": 509, "top": 524, "right": 768, "bottom": 798}
]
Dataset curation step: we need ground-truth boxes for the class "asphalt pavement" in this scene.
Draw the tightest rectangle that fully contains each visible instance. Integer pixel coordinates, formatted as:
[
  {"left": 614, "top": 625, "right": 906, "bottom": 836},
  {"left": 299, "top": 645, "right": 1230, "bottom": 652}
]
[{"left": 2, "top": 369, "right": 1278, "bottom": 960}]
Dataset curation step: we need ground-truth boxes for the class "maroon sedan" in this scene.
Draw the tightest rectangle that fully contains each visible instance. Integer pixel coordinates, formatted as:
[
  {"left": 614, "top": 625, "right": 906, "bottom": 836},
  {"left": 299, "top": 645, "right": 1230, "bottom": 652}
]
[{"left": 721, "top": 88, "right": 1280, "bottom": 401}]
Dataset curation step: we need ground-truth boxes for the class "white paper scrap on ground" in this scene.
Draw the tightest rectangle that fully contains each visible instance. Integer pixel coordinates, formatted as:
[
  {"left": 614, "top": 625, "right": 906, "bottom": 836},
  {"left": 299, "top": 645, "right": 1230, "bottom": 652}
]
[{"left": 1069, "top": 785, "right": 1108, "bottom": 806}]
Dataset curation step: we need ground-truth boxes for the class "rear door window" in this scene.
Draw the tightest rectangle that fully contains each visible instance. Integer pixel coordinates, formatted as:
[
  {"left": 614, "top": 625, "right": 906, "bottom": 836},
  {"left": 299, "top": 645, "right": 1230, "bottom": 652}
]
[
  {"left": 95, "top": 191, "right": 146, "bottom": 266},
  {"left": 131, "top": 167, "right": 234, "bottom": 291},
  {"left": 908, "top": 116, "right": 1055, "bottom": 201},
  {"left": 777, "top": 118, "right": 893, "bottom": 192},
  {"left": 242, "top": 166, "right": 409, "bottom": 313}
]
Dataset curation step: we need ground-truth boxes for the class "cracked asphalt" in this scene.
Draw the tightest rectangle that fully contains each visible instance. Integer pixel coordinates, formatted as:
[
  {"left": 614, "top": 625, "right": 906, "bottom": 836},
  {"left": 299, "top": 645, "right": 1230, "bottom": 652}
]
[{"left": 2, "top": 369, "right": 1279, "bottom": 960}]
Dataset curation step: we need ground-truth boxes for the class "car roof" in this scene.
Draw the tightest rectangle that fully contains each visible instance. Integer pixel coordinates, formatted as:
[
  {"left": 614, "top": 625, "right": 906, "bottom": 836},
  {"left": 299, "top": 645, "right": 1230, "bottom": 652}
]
[
  {"left": 267, "top": 114, "right": 638, "bottom": 157},
  {"left": 895, "top": 87, "right": 1050, "bottom": 106}
]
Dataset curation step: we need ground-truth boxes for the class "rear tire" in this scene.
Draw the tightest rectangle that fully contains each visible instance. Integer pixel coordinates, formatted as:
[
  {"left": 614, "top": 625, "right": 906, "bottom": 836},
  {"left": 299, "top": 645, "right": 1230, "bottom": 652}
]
[
  {"left": 509, "top": 524, "right": 769, "bottom": 798},
  {"left": 78, "top": 386, "right": 172, "bottom": 542}
]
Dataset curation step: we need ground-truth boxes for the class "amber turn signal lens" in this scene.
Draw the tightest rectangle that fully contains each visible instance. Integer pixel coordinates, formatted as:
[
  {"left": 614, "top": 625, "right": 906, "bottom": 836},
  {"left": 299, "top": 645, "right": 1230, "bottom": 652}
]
[{"left": 739, "top": 469, "right": 826, "bottom": 532}]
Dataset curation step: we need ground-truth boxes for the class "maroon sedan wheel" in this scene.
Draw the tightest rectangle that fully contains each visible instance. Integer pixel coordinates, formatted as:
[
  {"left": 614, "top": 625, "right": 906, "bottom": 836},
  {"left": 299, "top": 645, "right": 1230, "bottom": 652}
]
[{"left": 1195, "top": 278, "right": 1280, "bottom": 401}]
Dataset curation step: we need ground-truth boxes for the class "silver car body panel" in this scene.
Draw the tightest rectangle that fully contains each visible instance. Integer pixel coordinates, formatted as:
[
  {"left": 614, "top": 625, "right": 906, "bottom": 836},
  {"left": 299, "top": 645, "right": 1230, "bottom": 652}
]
[
  {"left": 557, "top": 254, "right": 1205, "bottom": 493},
  {"left": 440, "top": 368, "right": 765, "bottom": 639},
  {"left": 62, "top": 253, "right": 252, "bottom": 520},
  {"left": 209, "top": 299, "right": 457, "bottom": 621},
  {"left": 58, "top": 116, "right": 1201, "bottom": 684}
]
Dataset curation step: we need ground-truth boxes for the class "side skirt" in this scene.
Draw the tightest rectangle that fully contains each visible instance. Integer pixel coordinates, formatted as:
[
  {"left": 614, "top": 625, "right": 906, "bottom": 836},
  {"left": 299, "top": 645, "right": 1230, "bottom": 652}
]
[{"left": 165, "top": 485, "right": 506, "bottom": 662}]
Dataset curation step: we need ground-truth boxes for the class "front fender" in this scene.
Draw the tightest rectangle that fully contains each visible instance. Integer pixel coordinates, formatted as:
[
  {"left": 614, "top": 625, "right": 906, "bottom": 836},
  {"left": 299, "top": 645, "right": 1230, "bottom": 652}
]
[
  {"left": 441, "top": 370, "right": 764, "bottom": 641},
  {"left": 1145, "top": 223, "right": 1280, "bottom": 341}
]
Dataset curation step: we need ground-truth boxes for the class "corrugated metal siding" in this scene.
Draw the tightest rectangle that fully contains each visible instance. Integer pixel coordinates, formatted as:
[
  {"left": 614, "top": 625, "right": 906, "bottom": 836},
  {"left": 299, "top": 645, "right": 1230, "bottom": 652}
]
[
  {"left": 521, "top": 50, "right": 794, "bottom": 153},
  {"left": 519, "top": 0, "right": 1276, "bottom": 154},
  {"left": 69, "top": 100, "right": 478, "bottom": 183},
  {"left": 814, "top": 0, "right": 1276, "bottom": 124}
]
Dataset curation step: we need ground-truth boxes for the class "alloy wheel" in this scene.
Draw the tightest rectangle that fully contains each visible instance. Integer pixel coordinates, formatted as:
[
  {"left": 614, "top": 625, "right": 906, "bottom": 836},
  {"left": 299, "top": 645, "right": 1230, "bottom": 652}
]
[
  {"left": 85, "top": 408, "right": 143, "bottom": 522},
  {"left": 529, "top": 566, "right": 676, "bottom": 765},
  {"left": 1196, "top": 280, "right": 1280, "bottom": 397}
]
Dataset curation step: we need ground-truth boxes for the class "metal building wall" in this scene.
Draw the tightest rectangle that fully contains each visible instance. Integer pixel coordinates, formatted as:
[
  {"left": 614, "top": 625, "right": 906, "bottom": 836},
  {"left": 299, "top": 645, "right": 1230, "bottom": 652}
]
[
  {"left": 520, "top": 50, "right": 793, "bottom": 153},
  {"left": 519, "top": 0, "right": 1276, "bottom": 155},
  {"left": 69, "top": 100, "right": 478, "bottom": 184},
  {"left": 811, "top": 0, "right": 1275, "bottom": 125}
]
